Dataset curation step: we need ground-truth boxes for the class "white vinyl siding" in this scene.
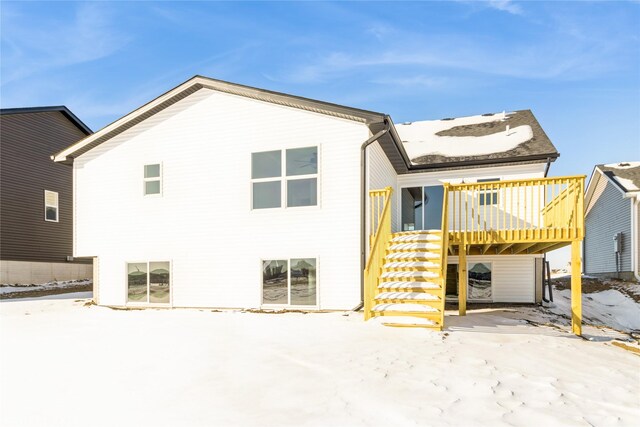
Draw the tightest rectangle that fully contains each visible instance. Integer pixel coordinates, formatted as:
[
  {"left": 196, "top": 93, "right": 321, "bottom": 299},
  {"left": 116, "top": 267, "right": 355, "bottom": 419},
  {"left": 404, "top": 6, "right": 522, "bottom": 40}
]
[
  {"left": 74, "top": 88, "right": 369, "bottom": 310},
  {"left": 448, "top": 255, "right": 537, "bottom": 303}
]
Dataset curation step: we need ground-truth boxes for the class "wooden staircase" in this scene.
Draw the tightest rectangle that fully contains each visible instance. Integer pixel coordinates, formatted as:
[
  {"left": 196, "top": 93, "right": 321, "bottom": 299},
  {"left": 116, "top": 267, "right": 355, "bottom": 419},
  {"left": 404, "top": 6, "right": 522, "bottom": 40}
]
[{"left": 371, "top": 230, "right": 446, "bottom": 329}]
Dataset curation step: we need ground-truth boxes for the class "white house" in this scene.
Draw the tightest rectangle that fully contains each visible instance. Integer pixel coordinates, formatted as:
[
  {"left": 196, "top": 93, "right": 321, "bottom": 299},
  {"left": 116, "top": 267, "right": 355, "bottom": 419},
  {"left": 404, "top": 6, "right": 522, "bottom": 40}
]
[{"left": 53, "top": 76, "right": 585, "bottom": 331}]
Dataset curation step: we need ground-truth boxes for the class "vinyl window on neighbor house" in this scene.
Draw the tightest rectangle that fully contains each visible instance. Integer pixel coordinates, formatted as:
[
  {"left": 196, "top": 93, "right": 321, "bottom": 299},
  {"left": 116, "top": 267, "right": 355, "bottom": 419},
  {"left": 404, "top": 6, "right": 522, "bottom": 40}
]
[
  {"left": 262, "top": 258, "right": 317, "bottom": 306},
  {"left": 478, "top": 178, "right": 500, "bottom": 205},
  {"left": 44, "top": 190, "right": 58, "bottom": 222},
  {"left": 127, "top": 261, "right": 171, "bottom": 304},
  {"left": 144, "top": 164, "right": 162, "bottom": 196},
  {"left": 251, "top": 147, "right": 318, "bottom": 209}
]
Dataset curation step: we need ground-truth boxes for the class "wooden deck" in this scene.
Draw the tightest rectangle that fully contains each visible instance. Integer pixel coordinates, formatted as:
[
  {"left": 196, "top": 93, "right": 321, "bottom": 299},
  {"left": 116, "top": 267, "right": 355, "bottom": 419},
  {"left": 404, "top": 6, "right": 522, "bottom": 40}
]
[{"left": 365, "top": 176, "right": 586, "bottom": 335}]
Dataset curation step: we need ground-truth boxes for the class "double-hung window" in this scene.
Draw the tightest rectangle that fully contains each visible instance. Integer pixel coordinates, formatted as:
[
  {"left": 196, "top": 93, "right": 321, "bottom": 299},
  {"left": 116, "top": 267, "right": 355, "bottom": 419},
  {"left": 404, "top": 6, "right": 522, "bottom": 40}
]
[
  {"left": 144, "top": 164, "right": 162, "bottom": 196},
  {"left": 251, "top": 147, "right": 318, "bottom": 209},
  {"left": 478, "top": 177, "right": 499, "bottom": 205},
  {"left": 44, "top": 190, "right": 58, "bottom": 222}
]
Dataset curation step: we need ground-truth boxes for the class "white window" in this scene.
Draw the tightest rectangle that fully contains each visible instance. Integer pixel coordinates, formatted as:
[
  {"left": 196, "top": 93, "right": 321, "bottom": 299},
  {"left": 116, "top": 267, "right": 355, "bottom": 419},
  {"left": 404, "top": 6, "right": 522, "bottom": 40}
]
[
  {"left": 44, "top": 190, "right": 58, "bottom": 222},
  {"left": 478, "top": 177, "right": 499, "bottom": 205},
  {"left": 261, "top": 258, "right": 317, "bottom": 306},
  {"left": 251, "top": 147, "right": 318, "bottom": 209},
  {"left": 144, "top": 164, "right": 162, "bottom": 196},
  {"left": 127, "top": 261, "right": 171, "bottom": 304}
]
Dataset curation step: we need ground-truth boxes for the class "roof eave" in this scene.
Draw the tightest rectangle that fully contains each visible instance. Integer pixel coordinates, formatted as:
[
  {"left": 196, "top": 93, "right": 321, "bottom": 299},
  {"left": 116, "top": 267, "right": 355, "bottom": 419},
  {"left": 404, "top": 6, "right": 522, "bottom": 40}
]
[
  {"left": 1, "top": 105, "right": 92, "bottom": 136},
  {"left": 53, "top": 76, "right": 387, "bottom": 163},
  {"left": 405, "top": 152, "right": 559, "bottom": 172}
]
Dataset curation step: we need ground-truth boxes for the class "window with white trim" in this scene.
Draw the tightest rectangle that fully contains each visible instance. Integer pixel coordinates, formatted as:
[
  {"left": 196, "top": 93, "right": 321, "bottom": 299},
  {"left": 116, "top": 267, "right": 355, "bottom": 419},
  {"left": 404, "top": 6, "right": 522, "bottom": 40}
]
[
  {"left": 44, "top": 190, "right": 58, "bottom": 222},
  {"left": 262, "top": 258, "right": 317, "bottom": 306},
  {"left": 251, "top": 147, "right": 318, "bottom": 209},
  {"left": 144, "top": 164, "right": 162, "bottom": 196},
  {"left": 127, "top": 261, "right": 171, "bottom": 304},
  {"left": 478, "top": 177, "right": 499, "bottom": 205}
]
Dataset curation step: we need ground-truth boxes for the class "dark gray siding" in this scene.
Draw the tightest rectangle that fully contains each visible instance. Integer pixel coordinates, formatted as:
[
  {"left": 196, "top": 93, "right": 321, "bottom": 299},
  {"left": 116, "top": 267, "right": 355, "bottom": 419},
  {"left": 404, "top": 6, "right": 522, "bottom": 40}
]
[
  {"left": 1, "top": 111, "right": 90, "bottom": 263},
  {"left": 584, "top": 179, "right": 632, "bottom": 275}
]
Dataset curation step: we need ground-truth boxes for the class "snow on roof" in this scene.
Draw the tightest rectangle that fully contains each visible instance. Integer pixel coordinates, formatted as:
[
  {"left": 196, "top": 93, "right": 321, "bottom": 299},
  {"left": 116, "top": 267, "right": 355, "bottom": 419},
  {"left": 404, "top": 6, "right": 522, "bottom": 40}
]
[
  {"left": 598, "top": 162, "right": 640, "bottom": 193},
  {"left": 394, "top": 110, "right": 557, "bottom": 167}
]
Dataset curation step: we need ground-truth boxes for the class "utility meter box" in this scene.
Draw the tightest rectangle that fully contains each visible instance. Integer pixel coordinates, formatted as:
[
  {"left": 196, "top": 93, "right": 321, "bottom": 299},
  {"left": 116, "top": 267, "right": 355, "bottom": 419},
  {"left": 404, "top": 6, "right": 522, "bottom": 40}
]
[{"left": 614, "top": 232, "right": 623, "bottom": 253}]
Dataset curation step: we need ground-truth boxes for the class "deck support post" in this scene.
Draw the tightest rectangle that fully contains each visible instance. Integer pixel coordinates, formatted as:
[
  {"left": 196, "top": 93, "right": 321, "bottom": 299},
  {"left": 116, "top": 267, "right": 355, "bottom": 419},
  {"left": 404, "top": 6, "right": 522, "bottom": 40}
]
[
  {"left": 571, "top": 240, "right": 582, "bottom": 336},
  {"left": 458, "top": 240, "right": 467, "bottom": 316}
]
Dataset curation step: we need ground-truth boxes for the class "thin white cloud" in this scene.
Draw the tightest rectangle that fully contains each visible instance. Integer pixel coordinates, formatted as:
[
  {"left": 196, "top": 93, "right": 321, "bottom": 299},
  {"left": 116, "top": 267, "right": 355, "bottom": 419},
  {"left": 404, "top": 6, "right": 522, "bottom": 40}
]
[
  {"left": 0, "top": 3, "right": 130, "bottom": 86},
  {"left": 486, "top": 0, "right": 524, "bottom": 15}
]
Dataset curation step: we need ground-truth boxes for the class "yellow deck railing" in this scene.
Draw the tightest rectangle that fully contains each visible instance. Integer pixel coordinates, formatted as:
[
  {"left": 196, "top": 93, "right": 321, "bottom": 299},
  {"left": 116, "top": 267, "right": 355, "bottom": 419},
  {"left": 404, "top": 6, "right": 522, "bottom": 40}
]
[
  {"left": 448, "top": 175, "right": 585, "bottom": 245},
  {"left": 364, "top": 187, "right": 393, "bottom": 320},
  {"left": 437, "top": 184, "right": 451, "bottom": 326}
]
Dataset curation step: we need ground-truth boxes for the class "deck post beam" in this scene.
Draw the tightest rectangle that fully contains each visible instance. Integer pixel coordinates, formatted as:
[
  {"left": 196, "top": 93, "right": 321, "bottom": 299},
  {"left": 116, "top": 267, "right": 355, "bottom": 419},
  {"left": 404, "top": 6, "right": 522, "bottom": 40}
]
[
  {"left": 458, "top": 239, "right": 467, "bottom": 316},
  {"left": 571, "top": 240, "right": 582, "bottom": 336}
]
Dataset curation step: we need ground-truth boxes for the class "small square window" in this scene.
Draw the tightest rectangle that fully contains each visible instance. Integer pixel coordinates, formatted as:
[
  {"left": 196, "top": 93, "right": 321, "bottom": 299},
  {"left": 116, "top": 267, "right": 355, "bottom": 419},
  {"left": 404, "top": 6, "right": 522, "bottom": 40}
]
[
  {"left": 44, "top": 190, "right": 58, "bottom": 222},
  {"left": 478, "top": 178, "right": 499, "bottom": 205},
  {"left": 252, "top": 151, "right": 281, "bottom": 179},
  {"left": 287, "top": 178, "right": 317, "bottom": 207},
  {"left": 144, "top": 164, "right": 162, "bottom": 196},
  {"left": 253, "top": 181, "right": 282, "bottom": 209}
]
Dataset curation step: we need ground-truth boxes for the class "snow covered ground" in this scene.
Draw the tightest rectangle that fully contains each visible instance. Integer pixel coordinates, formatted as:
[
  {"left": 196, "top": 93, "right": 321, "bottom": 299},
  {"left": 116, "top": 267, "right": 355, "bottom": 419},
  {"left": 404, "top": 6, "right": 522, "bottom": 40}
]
[{"left": 1, "top": 294, "right": 639, "bottom": 427}]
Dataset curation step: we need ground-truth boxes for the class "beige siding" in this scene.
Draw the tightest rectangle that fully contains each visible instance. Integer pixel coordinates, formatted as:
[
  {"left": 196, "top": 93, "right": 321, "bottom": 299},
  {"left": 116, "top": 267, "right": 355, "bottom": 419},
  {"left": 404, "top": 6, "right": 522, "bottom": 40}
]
[
  {"left": 367, "top": 141, "right": 398, "bottom": 231},
  {"left": 396, "top": 163, "right": 546, "bottom": 233},
  {"left": 75, "top": 88, "right": 370, "bottom": 309},
  {"left": 448, "top": 255, "right": 537, "bottom": 303}
]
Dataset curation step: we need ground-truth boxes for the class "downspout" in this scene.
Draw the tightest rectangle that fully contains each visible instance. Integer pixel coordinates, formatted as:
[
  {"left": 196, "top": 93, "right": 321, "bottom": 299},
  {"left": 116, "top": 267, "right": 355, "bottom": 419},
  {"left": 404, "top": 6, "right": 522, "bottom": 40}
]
[
  {"left": 353, "top": 120, "right": 391, "bottom": 311},
  {"left": 543, "top": 157, "right": 552, "bottom": 178},
  {"left": 542, "top": 157, "right": 552, "bottom": 295}
]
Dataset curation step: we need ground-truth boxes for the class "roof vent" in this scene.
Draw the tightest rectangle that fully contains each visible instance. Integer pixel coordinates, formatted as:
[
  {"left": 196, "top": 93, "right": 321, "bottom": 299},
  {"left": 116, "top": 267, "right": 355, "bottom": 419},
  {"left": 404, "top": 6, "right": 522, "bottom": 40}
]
[
  {"left": 442, "top": 117, "right": 454, "bottom": 121},
  {"left": 402, "top": 140, "right": 409, "bottom": 143},
  {"left": 403, "top": 122, "right": 412, "bottom": 125}
]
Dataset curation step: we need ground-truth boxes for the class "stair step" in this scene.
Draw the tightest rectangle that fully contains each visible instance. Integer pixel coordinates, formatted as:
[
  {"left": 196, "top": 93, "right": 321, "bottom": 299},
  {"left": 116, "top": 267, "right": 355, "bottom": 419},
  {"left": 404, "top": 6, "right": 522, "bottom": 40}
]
[
  {"left": 376, "top": 292, "right": 439, "bottom": 301},
  {"left": 381, "top": 271, "right": 439, "bottom": 279},
  {"left": 383, "top": 261, "right": 440, "bottom": 269},
  {"left": 388, "top": 243, "right": 440, "bottom": 252},
  {"left": 370, "top": 316, "right": 439, "bottom": 328},
  {"left": 391, "top": 233, "right": 442, "bottom": 243},
  {"left": 378, "top": 281, "right": 440, "bottom": 290},
  {"left": 372, "top": 303, "right": 438, "bottom": 313},
  {"left": 385, "top": 251, "right": 439, "bottom": 260}
]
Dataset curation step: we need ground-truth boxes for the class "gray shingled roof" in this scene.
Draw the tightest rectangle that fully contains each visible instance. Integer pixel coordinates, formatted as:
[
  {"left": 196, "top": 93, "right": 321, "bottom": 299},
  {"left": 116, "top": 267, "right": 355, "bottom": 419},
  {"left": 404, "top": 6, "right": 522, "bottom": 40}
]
[
  {"left": 396, "top": 109, "right": 558, "bottom": 167},
  {"left": 597, "top": 162, "right": 640, "bottom": 192}
]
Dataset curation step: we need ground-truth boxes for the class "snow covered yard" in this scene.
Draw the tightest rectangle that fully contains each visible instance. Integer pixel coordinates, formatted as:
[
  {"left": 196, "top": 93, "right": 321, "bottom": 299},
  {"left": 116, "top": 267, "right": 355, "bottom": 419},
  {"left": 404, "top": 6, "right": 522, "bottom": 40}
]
[{"left": 1, "top": 296, "right": 639, "bottom": 427}]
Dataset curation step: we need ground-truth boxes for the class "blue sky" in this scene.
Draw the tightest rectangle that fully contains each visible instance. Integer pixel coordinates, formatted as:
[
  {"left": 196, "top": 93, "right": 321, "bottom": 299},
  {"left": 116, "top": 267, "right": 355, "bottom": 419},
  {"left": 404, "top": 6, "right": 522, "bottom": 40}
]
[{"left": 1, "top": 0, "right": 639, "bottom": 180}]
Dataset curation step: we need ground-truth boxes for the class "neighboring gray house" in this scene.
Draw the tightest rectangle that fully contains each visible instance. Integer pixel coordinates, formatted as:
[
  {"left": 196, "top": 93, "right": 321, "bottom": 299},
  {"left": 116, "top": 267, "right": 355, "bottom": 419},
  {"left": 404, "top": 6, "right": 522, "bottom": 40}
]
[
  {"left": 584, "top": 162, "right": 640, "bottom": 281},
  {"left": 0, "top": 106, "right": 93, "bottom": 284}
]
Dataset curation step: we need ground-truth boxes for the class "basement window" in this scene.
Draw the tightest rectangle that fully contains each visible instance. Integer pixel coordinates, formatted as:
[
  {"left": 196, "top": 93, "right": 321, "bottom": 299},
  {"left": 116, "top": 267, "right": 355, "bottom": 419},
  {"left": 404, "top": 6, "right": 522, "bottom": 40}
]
[
  {"left": 262, "top": 258, "right": 317, "bottom": 306},
  {"left": 144, "top": 164, "right": 162, "bottom": 196},
  {"left": 44, "top": 190, "right": 59, "bottom": 222}
]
